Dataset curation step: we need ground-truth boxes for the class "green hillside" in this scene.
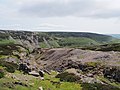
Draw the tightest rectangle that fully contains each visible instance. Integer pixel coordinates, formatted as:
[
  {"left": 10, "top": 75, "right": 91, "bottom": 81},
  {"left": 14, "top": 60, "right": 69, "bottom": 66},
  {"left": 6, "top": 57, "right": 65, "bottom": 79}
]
[
  {"left": 0, "top": 30, "right": 117, "bottom": 48},
  {"left": 81, "top": 43, "right": 120, "bottom": 52},
  {"left": 45, "top": 32, "right": 113, "bottom": 43},
  {"left": 57, "top": 37, "right": 99, "bottom": 47},
  {"left": 38, "top": 32, "right": 116, "bottom": 48}
]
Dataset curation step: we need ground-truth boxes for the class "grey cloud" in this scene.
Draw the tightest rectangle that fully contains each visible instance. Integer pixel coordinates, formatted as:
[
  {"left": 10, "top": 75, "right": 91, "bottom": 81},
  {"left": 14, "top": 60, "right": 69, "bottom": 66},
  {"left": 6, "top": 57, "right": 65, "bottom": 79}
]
[
  {"left": 91, "top": 10, "right": 120, "bottom": 18},
  {"left": 19, "top": 0, "right": 120, "bottom": 18},
  {"left": 19, "top": 0, "right": 95, "bottom": 17}
]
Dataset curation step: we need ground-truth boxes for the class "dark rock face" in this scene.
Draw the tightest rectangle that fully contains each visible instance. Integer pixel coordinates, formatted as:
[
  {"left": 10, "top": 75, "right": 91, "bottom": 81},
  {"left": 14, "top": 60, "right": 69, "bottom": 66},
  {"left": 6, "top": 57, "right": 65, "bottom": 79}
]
[
  {"left": 18, "top": 63, "right": 45, "bottom": 78},
  {"left": 103, "top": 67, "right": 120, "bottom": 82},
  {"left": 56, "top": 72, "right": 81, "bottom": 82},
  {"left": 38, "top": 70, "right": 44, "bottom": 77},
  {"left": 14, "top": 82, "right": 28, "bottom": 87},
  {"left": 19, "top": 63, "right": 31, "bottom": 74}
]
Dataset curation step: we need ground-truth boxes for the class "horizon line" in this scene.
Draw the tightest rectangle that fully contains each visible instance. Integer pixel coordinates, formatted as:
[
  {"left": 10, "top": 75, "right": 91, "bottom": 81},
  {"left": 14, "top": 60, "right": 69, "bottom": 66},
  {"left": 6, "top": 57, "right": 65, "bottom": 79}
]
[{"left": 0, "top": 29, "right": 119, "bottom": 34}]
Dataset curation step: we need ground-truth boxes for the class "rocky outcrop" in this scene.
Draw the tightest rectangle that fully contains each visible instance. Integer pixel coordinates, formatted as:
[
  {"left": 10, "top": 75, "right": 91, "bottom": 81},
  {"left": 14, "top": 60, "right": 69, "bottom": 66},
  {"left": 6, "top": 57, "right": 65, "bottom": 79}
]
[
  {"left": 37, "top": 48, "right": 120, "bottom": 71},
  {"left": 19, "top": 63, "right": 31, "bottom": 74},
  {"left": 0, "top": 30, "right": 40, "bottom": 52},
  {"left": 34, "top": 48, "right": 120, "bottom": 83},
  {"left": 28, "top": 71, "right": 39, "bottom": 77},
  {"left": 103, "top": 66, "right": 120, "bottom": 82}
]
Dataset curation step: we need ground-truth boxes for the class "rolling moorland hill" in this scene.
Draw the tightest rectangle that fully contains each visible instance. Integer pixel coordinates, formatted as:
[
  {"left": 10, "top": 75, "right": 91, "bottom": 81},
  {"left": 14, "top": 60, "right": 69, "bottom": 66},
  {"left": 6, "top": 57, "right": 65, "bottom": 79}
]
[
  {"left": 42, "top": 32, "right": 115, "bottom": 48},
  {"left": 0, "top": 30, "right": 118, "bottom": 49},
  {"left": 110, "top": 34, "right": 120, "bottom": 39},
  {"left": 46, "top": 32, "right": 113, "bottom": 42},
  {"left": 0, "top": 30, "right": 120, "bottom": 90}
]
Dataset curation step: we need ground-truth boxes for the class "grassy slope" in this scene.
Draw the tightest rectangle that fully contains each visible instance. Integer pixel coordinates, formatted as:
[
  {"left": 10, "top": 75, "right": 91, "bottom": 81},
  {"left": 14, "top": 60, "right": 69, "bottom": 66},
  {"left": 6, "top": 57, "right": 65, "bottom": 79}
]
[
  {"left": 40, "top": 37, "right": 100, "bottom": 48},
  {"left": 57, "top": 37, "right": 99, "bottom": 48},
  {"left": 45, "top": 32, "right": 113, "bottom": 43},
  {"left": 0, "top": 71, "right": 82, "bottom": 90},
  {"left": 0, "top": 70, "right": 119, "bottom": 90},
  {"left": 38, "top": 32, "right": 117, "bottom": 48},
  {"left": 81, "top": 43, "right": 120, "bottom": 52},
  {"left": 0, "top": 30, "right": 117, "bottom": 48}
]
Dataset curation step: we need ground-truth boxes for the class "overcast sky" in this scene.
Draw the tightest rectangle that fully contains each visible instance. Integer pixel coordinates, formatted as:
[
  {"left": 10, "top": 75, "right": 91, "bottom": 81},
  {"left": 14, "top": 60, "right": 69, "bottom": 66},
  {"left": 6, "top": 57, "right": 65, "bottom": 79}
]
[{"left": 0, "top": 0, "right": 120, "bottom": 34}]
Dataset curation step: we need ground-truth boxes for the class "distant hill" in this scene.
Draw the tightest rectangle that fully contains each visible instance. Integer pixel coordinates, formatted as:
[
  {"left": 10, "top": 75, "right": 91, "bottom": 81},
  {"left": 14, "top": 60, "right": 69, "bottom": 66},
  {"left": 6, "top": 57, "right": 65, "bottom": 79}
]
[
  {"left": 47, "top": 32, "right": 113, "bottom": 43},
  {"left": 39, "top": 32, "right": 115, "bottom": 48},
  {"left": 110, "top": 34, "right": 120, "bottom": 39},
  {"left": 0, "top": 30, "right": 116, "bottom": 49},
  {"left": 81, "top": 43, "right": 120, "bottom": 52}
]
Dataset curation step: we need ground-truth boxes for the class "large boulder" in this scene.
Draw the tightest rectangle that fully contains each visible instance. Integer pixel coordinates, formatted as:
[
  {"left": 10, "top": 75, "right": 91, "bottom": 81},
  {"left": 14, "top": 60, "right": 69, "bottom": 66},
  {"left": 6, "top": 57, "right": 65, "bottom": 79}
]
[
  {"left": 38, "top": 70, "right": 44, "bottom": 80},
  {"left": 103, "top": 66, "right": 120, "bottom": 82},
  {"left": 19, "top": 63, "right": 31, "bottom": 74}
]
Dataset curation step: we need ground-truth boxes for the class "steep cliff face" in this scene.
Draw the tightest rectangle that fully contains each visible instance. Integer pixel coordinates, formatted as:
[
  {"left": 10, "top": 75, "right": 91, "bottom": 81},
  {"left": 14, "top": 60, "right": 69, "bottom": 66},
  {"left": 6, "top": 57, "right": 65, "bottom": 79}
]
[{"left": 0, "top": 30, "right": 40, "bottom": 52}]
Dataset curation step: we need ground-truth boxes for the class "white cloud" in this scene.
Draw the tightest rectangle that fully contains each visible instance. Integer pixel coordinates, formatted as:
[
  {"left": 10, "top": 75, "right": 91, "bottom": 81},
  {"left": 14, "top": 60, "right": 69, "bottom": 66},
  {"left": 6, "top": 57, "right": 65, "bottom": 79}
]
[
  {"left": 17, "top": 0, "right": 120, "bottom": 18},
  {"left": 1, "top": 0, "right": 120, "bottom": 18},
  {"left": 0, "top": 0, "right": 120, "bottom": 33}
]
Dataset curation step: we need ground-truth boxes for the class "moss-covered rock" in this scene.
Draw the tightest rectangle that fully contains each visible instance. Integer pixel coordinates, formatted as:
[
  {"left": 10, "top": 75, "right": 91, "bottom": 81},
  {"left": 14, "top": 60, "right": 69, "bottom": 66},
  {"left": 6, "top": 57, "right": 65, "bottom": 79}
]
[
  {"left": 0, "top": 59, "right": 18, "bottom": 73},
  {"left": 56, "top": 72, "right": 80, "bottom": 82},
  {"left": 103, "top": 66, "right": 120, "bottom": 82},
  {"left": 0, "top": 69, "right": 5, "bottom": 78},
  {"left": 81, "top": 83, "right": 120, "bottom": 90}
]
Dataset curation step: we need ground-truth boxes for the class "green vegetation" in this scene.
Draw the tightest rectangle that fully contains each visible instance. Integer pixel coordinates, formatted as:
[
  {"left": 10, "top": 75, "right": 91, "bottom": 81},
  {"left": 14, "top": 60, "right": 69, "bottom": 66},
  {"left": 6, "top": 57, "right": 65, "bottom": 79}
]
[
  {"left": 0, "top": 44, "right": 20, "bottom": 55},
  {"left": 0, "top": 30, "right": 117, "bottom": 48},
  {"left": 97, "top": 76, "right": 120, "bottom": 89},
  {"left": 31, "top": 79, "right": 82, "bottom": 90},
  {"left": 81, "top": 83, "right": 120, "bottom": 90},
  {"left": 0, "top": 70, "right": 119, "bottom": 90},
  {"left": 40, "top": 37, "right": 60, "bottom": 48},
  {"left": 48, "top": 40, "right": 60, "bottom": 48},
  {"left": 40, "top": 36, "right": 100, "bottom": 48},
  {"left": 0, "top": 71, "right": 82, "bottom": 90},
  {"left": 37, "top": 32, "right": 117, "bottom": 48},
  {"left": 81, "top": 43, "right": 120, "bottom": 52},
  {"left": 58, "top": 37, "right": 99, "bottom": 47},
  {"left": 56, "top": 72, "right": 80, "bottom": 82},
  {"left": 0, "top": 40, "right": 15, "bottom": 45},
  {"left": 46, "top": 32, "right": 113, "bottom": 43},
  {"left": 0, "top": 59, "right": 18, "bottom": 73},
  {"left": 0, "top": 69, "right": 5, "bottom": 78},
  {"left": 85, "top": 62, "right": 102, "bottom": 67},
  {"left": 40, "top": 42, "right": 49, "bottom": 48},
  {"left": 109, "top": 39, "right": 120, "bottom": 44}
]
